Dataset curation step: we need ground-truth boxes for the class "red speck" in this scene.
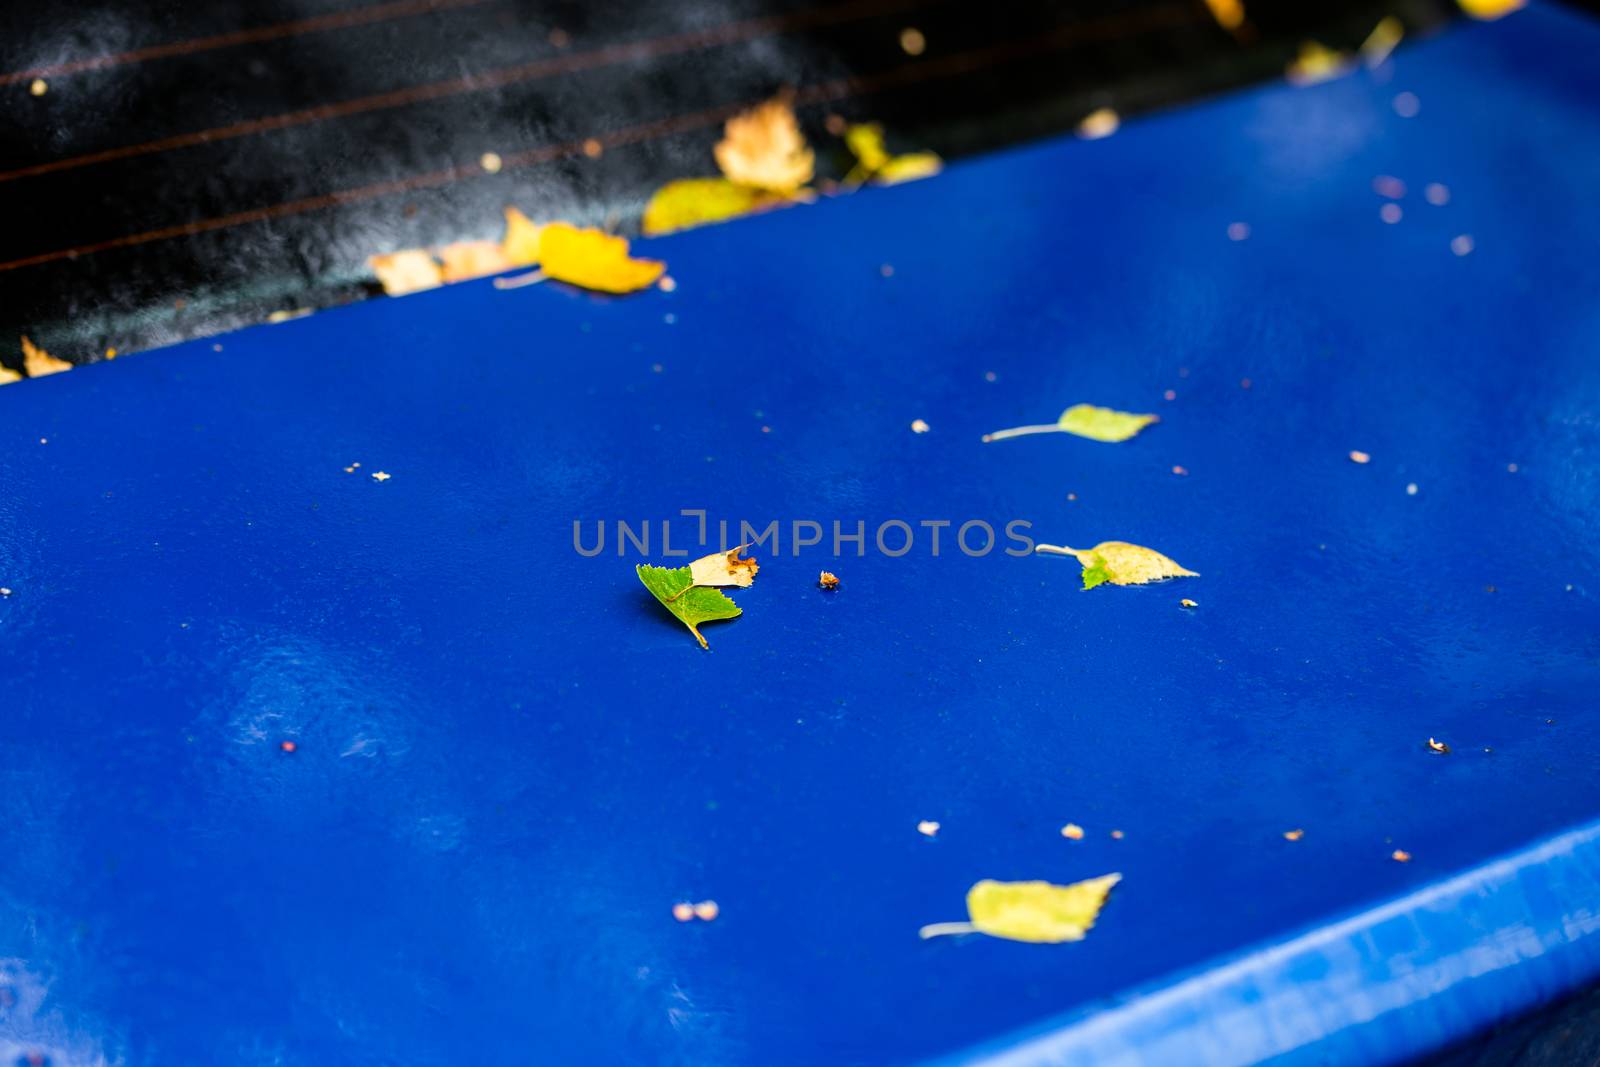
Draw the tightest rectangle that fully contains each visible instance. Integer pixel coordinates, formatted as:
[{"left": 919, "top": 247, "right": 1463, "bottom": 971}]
[{"left": 279, "top": 740, "right": 297, "bottom": 753}]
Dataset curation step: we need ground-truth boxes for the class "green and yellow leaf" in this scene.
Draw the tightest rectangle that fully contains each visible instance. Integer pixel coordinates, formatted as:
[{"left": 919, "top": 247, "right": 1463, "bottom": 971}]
[
  {"left": 642, "top": 178, "right": 789, "bottom": 236},
  {"left": 1037, "top": 541, "right": 1198, "bottom": 589},
  {"left": 843, "top": 123, "right": 943, "bottom": 186},
  {"left": 920, "top": 874, "right": 1122, "bottom": 943}
]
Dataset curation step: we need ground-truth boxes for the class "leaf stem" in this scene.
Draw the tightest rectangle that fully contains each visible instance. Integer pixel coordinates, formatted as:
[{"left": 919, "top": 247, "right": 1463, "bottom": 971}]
[
  {"left": 1034, "top": 544, "right": 1083, "bottom": 557},
  {"left": 918, "top": 921, "right": 979, "bottom": 939},
  {"left": 981, "top": 424, "right": 1062, "bottom": 443},
  {"left": 493, "top": 270, "right": 547, "bottom": 290}
]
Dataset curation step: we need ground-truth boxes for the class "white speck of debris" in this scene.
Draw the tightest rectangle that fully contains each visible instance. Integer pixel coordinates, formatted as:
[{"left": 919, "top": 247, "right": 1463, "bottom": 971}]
[
  {"left": 1227, "top": 222, "right": 1251, "bottom": 241},
  {"left": 39, "top": 438, "right": 47, "bottom": 445},
  {"left": 1373, "top": 175, "right": 1406, "bottom": 198},
  {"left": 984, "top": 371, "right": 997, "bottom": 382},
  {"left": 480, "top": 152, "right": 503, "bottom": 173},
  {"left": 663, "top": 313, "right": 677, "bottom": 325},
  {"left": 1060, "top": 823, "right": 1085, "bottom": 840},
  {"left": 917, "top": 820, "right": 940, "bottom": 837},
  {"left": 1406, "top": 482, "right": 1418, "bottom": 495},
  {"left": 692, "top": 900, "right": 719, "bottom": 921},
  {"left": 1507, "top": 462, "right": 1519, "bottom": 473},
  {"left": 658, "top": 275, "right": 677, "bottom": 292},
  {"left": 29, "top": 78, "right": 47, "bottom": 96},
  {"left": 1349, "top": 450, "right": 1371, "bottom": 464},
  {"left": 0, "top": 588, "right": 11, "bottom": 597},
  {"left": 1380, "top": 203, "right": 1403, "bottom": 224},
  {"left": 372, "top": 471, "right": 391, "bottom": 482},
  {"left": 213, "top": 343, "right": 223, "bottom": 352},
  {"left": 672, "top": 902, "right": 693, "bottom": 922},
  {"left": 1393, "top": 92, "right": 1420, "bottom": 117},
  {"left": 1425, "top": 183, "right": 1450, "bottom": 206},
  {"left": 1451, "top": 234, "right": 1475, "bottom": 257},
  {"left": 910, "top": 418, "right": 930, "bottom": 434}
]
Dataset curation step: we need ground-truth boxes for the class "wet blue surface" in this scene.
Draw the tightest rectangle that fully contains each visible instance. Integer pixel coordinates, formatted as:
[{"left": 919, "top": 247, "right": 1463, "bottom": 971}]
[{"left": 3, "top": 6, "right": 1600, "bottom": 1064}]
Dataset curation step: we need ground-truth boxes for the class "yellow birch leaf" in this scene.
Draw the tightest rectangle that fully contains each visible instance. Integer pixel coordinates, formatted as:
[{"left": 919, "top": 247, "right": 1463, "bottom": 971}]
[
  {"left": 983, "top": 404, "right": 1157, "bottom": 444},
  {"left": 438, "top": 239, "right": 512, "bottom": 282},
  {"left": 538, "top": 222, "right": 665, "bottom": 294},
  {"left": 1036, "top": 541, "right": 1198, "bottom": 590},
  {"left": 1458, "top": 0, "right": 1524, "bottom": 19},
  {"left": 501, "top": 207, "right": 544, "bottom": 267},
  {"left": 844, "top": 124, "right": 892, "bottom": 173},
  {"left": 687, "top": 544, "right": 760, "bottom": 589},
  {"left": 21, "top": 336, "right": 73, "bottom": 377},
  {"left": 370, "top": 250, "right": 443, "bottom": 295},
  {"left": 642, "top": 178, "right": 779, "bottom": 236},
  {"left": 844, "top": 124, "right": 943, "bottom": 185},
  {"left": 920, "top": 874, "right": 1121, "bottom": 943},
  {"left": 715, "top": 95, "right": 814, "bottom": 194}
]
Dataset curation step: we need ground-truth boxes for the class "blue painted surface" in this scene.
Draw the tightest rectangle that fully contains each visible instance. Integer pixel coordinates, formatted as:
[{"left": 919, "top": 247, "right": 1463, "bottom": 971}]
[{"left": 3, "top": 6, "right": 1600, "bottom": 1064}]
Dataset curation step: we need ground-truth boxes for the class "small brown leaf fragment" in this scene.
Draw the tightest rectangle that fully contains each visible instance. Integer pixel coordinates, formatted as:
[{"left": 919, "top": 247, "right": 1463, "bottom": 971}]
[
  {"left": 1284, "top": 829, "right": 1305, "bottom": 841},
  {"left": 1392, "top": 849, "right": 1412, "bottom": 862},
  {"left": 279, "top": 740, "right": 297, "bottom": 753},
  {"left": 672, "top": 902, "right": 694, "bottom": 922},
  {"left": 372, "top": 471, "right": 392, "bottom": 482},
  {"left": 1180, "top": 598, "right": 1198, "bottom": 609},
  {"left": 1349, "top": 450, "right": 1371, "bottom": 464},
  {"left": 1427, "top": 737, "right": 1450, "bottom": 753},
  {"left": 818, "top": 571, "right": 840, "bottom": 591},
  {"left": 1060, "top": 823, "right": 1085, "bottom": 840}
]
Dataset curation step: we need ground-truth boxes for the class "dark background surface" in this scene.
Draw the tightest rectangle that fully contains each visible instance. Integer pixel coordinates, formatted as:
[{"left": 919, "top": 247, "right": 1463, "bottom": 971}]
[{"left": 1, "top": 0, "right": 1453, "bottom": 365}]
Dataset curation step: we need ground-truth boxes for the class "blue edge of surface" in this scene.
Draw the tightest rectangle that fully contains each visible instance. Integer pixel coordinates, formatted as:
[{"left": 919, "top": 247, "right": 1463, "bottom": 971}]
[{"left": 935, "top": 818, "right": 1600, "bottom": 1066}]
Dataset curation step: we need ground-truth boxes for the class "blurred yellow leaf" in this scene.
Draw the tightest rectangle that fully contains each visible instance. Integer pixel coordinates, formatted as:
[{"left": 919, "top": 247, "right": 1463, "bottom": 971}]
[
  {"left": 920, "top": 874, "right": 1121, "bottom": 943},
  {"left": 501, "top": 207, "right": 543, "bottom": 267},
  {"left": 1360, "top": 16, "right": 1403, "bottom": 66},
  {"left": 539, "top": 222, "right": 665, "bottom": 294},
  {"left": 438, "top": 239, "right": 511, "bottom": 282},
  {"left": 1287, "top": 41, "right": 1351, "bottom": 85},
  {"left": 1036, "top": 541, "right": 1198, "bottom": 590},
  {"left": 1458, "top": 0, "right": 1524, "bottom": 18},
  {"left": 715, "top": 95, "right": 814, "bottom": 194},
  {"left": 1203, "top": 0, "right": 1246, "bottom": 31},
  {"left": 844, "top": 124, "right": 942, "bottom": 186},
  {"left": 370, "top": 249, "right": 443, "bottom": 295},
  {"left": 21, "top": 336, "right": 72, "bottom": 378},
  {"left": 1077, "top": 108, "right": 1120, "bottom": 140},
  {"left": 642, "top": 178, "right": 785, "bottom": 236},
  {"left": 0, "top": 363, "right": 20, "bottom": 385}
]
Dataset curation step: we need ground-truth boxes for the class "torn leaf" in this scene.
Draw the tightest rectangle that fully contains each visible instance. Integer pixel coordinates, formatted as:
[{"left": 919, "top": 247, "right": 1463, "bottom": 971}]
[
  {"left": 637, "top": 564, "right": 744, "bottom": 649},
  {"left": 687, "top": 545, "right": 760, "bottom": 589},
  {"left": 1036, "top": 541, "right": 1198, "bottom": 589},
  {"left": 370, "top": 250, "right": 443, "bottom": 296},
  {"left": 502, "top": 207, "right": 544, "bottom": 267},
  {"left": 715, "top": 94, "right": 814, "bottom": 194},
  {"left": 642, "top": 178, "right": 786, "bottom": 236},
  {"left": 539, "top": 223, "right": 665, "bottom": 294},
  {"left": 983, "top": 404, "right": 1158, "bottom": 444},
  {"left": 21, "top": 336, "right": 73, "bottom": 377},
  {"left": 919, "top": 874, "right": 1121, "bottom": 943}
]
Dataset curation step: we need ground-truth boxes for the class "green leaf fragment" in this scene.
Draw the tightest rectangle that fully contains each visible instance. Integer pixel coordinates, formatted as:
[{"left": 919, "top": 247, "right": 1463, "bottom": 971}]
[
  {"left": 1080, "top": 557, "right": 1112, "bottom": 590},
  {"left": 636, "top": 564, "right": 742, "bottom": 649}
]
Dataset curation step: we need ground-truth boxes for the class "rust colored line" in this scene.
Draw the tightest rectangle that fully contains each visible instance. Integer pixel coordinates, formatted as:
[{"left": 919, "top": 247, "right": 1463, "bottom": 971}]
[
  {"left": 0, "top": 0, "right": 923, "bottom": 186},
  {"left": 0, "top": 0, "right": 498, "bottom": 87},
  {"left": 0, "top": 4, "right": 1199, "bottom": 276}
]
